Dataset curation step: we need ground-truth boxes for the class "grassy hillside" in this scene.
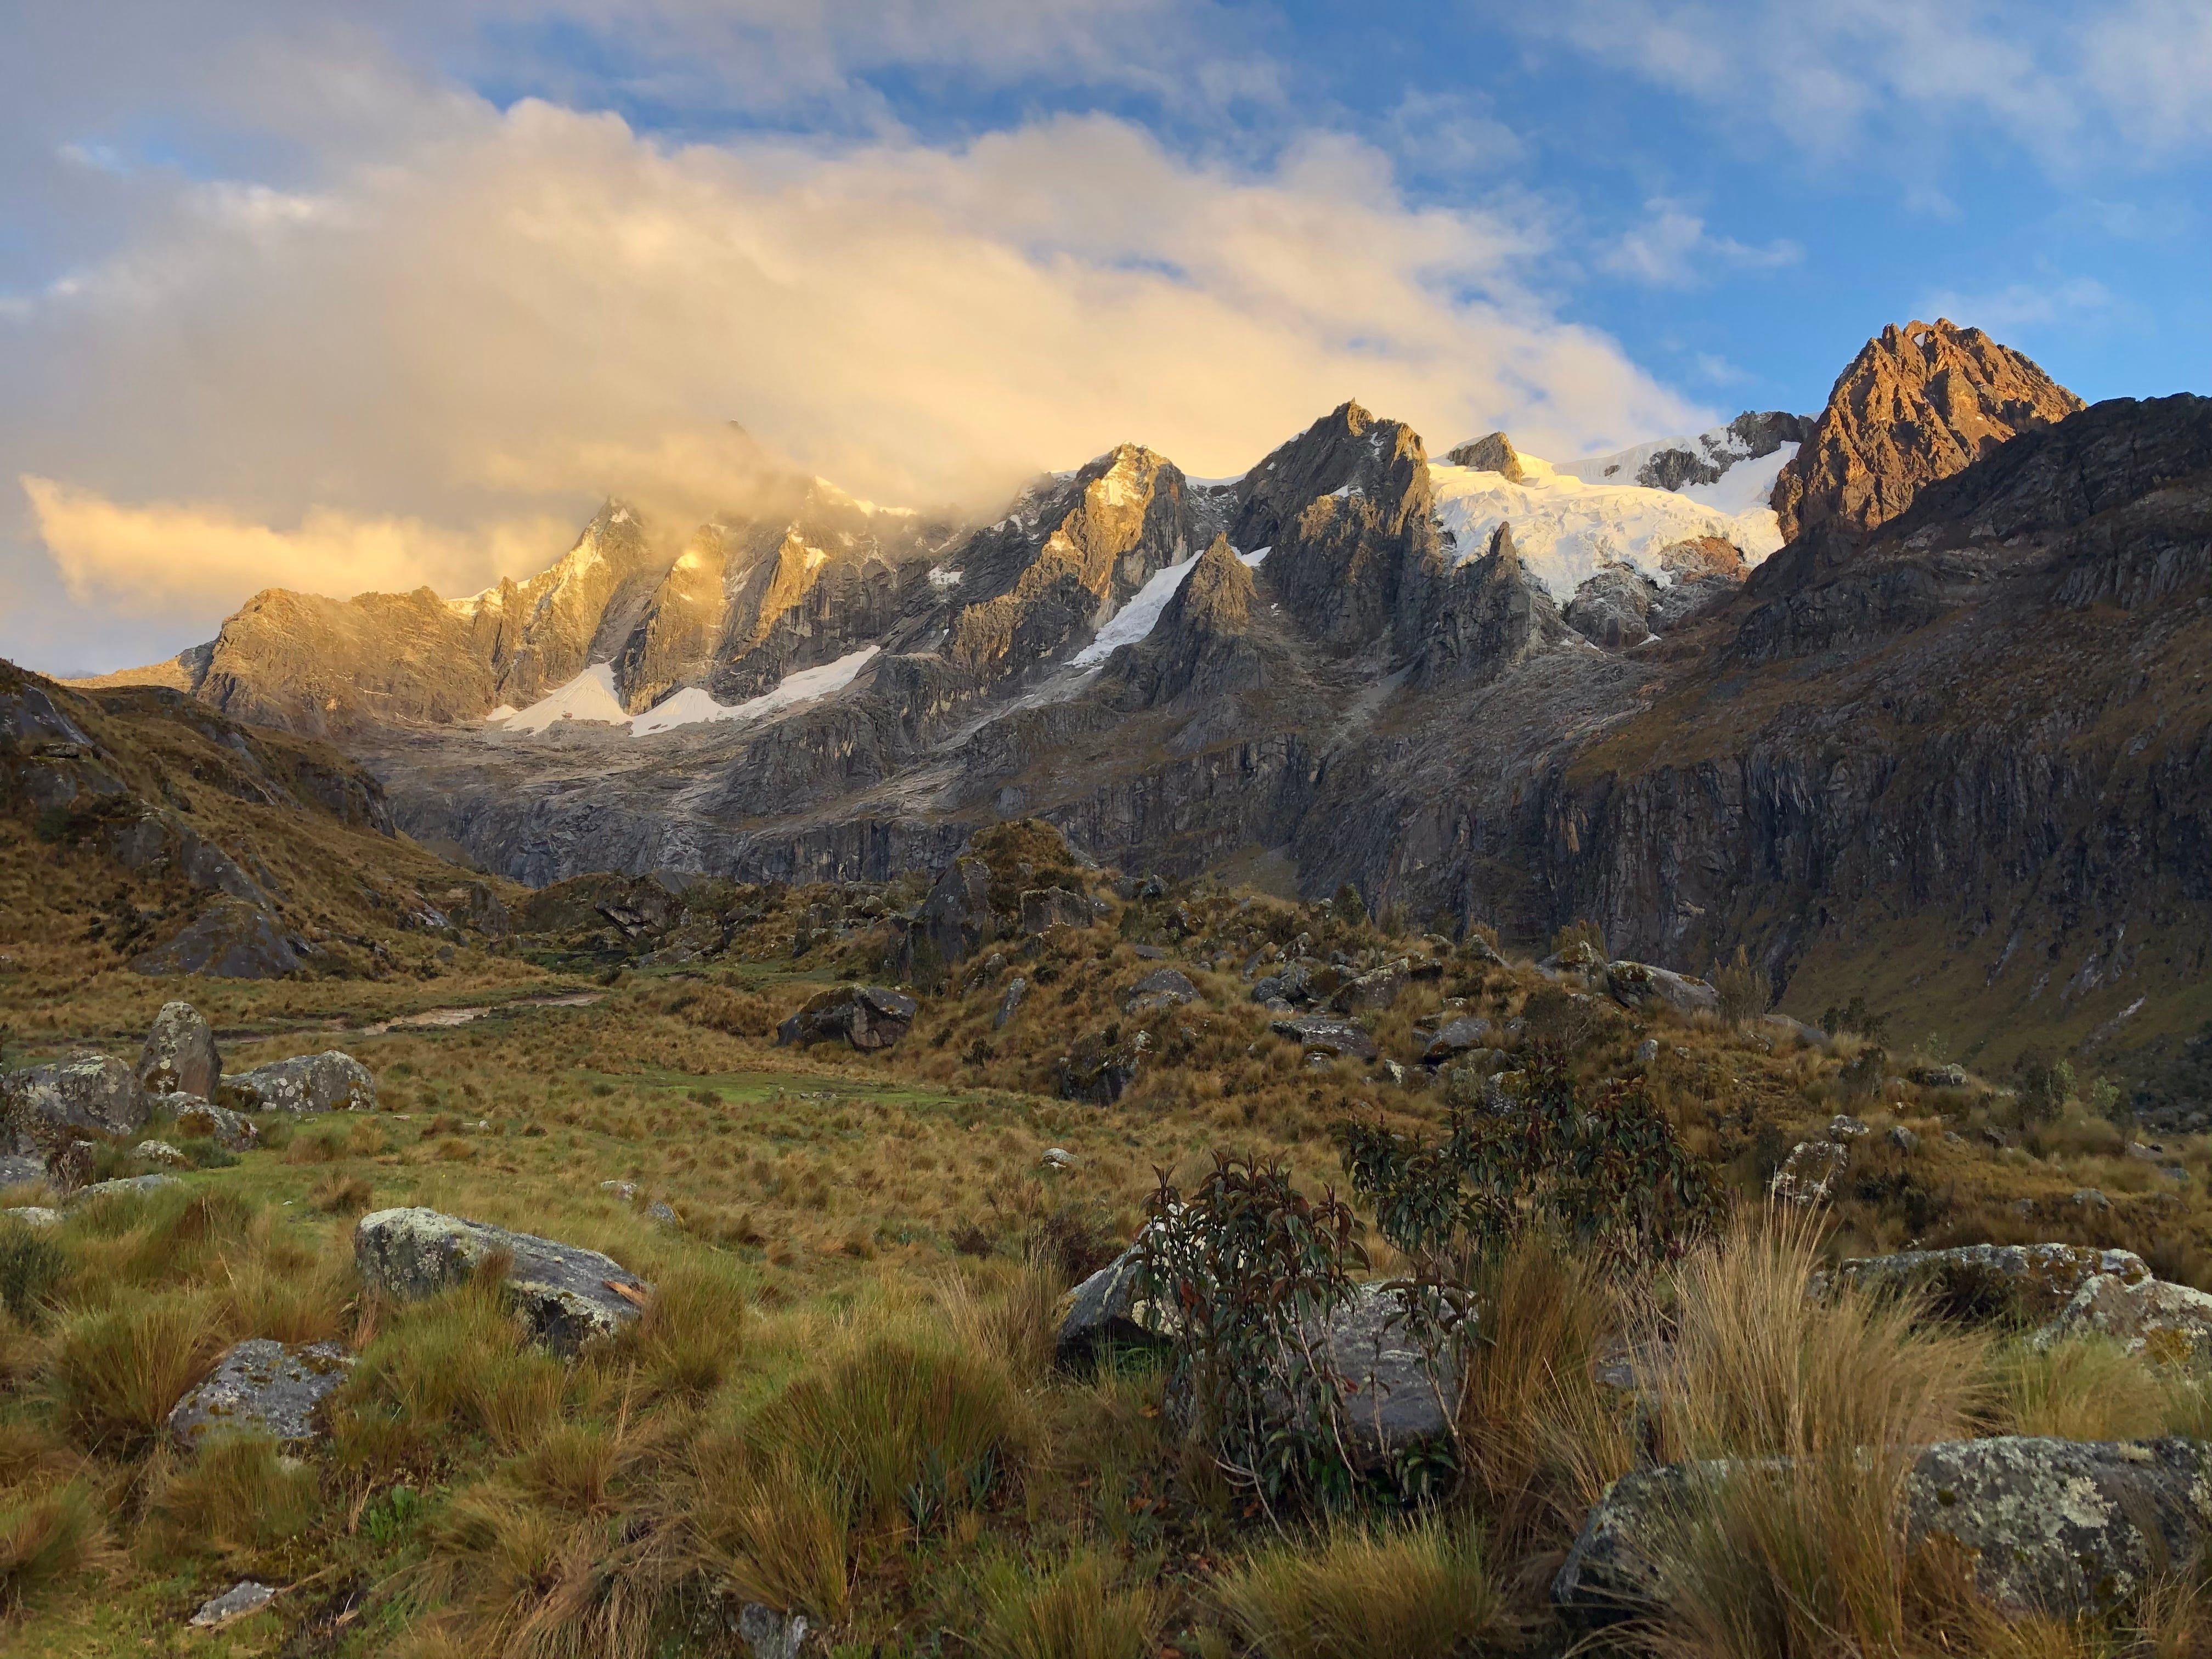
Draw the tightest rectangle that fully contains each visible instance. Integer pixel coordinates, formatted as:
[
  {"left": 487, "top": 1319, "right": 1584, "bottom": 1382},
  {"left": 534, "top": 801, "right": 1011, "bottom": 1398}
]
[{"left": 3, "top": 831, "right": 2210, "bottom": 1655}]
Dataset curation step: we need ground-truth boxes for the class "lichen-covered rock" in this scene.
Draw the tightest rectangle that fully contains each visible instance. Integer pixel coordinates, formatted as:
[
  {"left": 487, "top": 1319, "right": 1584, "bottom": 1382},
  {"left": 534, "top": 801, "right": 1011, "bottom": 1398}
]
[
  {"left": 168, "top": 1097, "right": 258, "bottom": 1150},
  {"left": 1556, "top": 1437, "right": 2212, "bottom": 1623},
  {"left": 1823, "top": 1244, "right": 2149, "bottom": 1327},
  {"left": 1054, "top": 1028, "right": 1149, "bottom": 1105},
  {"left": 135, "top": 1139, "right": 188, "bottom": 1167},
  {"left": 2, "top": 1206, "right": 61, "bottom": 1228},
  {"left": 775, "top": 984, "right": 918, "bottom": 1051},
  {"left": 734, "top": 1601, "right": 810, "bottom": 1659},
  {"left": 0, "top": 1154, "right": 46, "bottom": 1189},
  {"left": 992, "top": 975, "right": 1028, "bottom": 1030},
  {"left": 1, "top": 1051, "right": 149, "bottom": 1148},
  {"left": 354, "top": 1207, "right": 650, "bottom": 1355},
  {"left": 1268, "top": 1015, "right": 1378, "bottom": 1062},
  {"left": 1605, "top": 960, "right": 1720, "bottom": 1018},
  {"left": 1769, "top": 1140, "right": 1848, "bottom": 1206},
  {"left": 2038, "top": 1274, "right": 2212, "bottom": 1367},
  {"left": 168, "top": 1338, "right": 355, "bottom": 1447},
  {"left": 217, "top": 1051, "right": 375, "bottom": 1113},
  {"left": 137, "top": 1001, "right": 220, "bottom": 1098},
  {"left": 1124, "top": 967, "right": 1198, "bottom": 1015}
]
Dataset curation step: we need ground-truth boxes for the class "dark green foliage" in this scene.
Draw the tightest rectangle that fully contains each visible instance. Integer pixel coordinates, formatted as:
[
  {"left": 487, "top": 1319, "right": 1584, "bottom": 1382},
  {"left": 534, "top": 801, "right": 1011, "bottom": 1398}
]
[
  {"left": 1713, "top": 945, "right": 1770, "bottom": 1023},
  {"left": 1331, "top": 883, "right": 1368, "bottom": 928},
  {"left": 1819, "top": 995, "right": 1889, "bottom": 1042},
  {"left": 1137, "top": 1153, "right": 1367, "bottom": 1509},
  {"left": 1335, "top": 1042, "right": 1720, "bottom": 1276},
  {"left": 1550, "top": 918, "right": 1607, "bottom": 960},
  {"left": 2011, "top": 1048, "right": 2075, "bottom": 1123},
  {"left": 1839, "top": 1047, "right": 1888, "bottom": 1104}
]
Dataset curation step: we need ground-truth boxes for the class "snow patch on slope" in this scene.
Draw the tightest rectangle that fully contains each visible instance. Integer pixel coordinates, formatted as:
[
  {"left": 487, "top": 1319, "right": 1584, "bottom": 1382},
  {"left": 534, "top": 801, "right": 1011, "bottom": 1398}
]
[
  {"left": 499, "top": 663, "right": 630, "bottom": 732},
  {"left": 495, "top": 648, "right": 882, "bottom": 738},
  {"left": 1430, "top": 450, "right": 1788, "bottom": 600},
  {"left": 630, "top": 646, "right": 880, "bottom": 735},
  {"left": 1070, "top": 553, "right": 1198, "bottom": 667}
]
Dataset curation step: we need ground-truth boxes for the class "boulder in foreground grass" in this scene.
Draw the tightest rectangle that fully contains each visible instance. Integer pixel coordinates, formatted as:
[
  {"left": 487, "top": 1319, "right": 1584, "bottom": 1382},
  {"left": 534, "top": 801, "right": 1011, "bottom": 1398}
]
[
  {"left": 1, "top": 1051, "right": 149, "bottom": 1147},
  {"left": 71, "top": 1173, "right": 180, "bottom": 1203},
  {"left": 1268, "top": 1015, "right": 1378, "bottom": 1062},
  {"left": 2038, "top": 1274, "right": 2212, "bottom": 1366},
  {"left": 169, "top": 1338, "right": 355, "bottom": 1448},
  {"left": 216, "top": 1051, "right": 375, "bottom": 1113},
  {"left": 168, "top": 1097, "right": 258, "bottom": 1150},
  {"left": 190, "top": 1581, "right": 277, "bottom": 1629},
  {"left": 775, "top": 984, "right": 917, "bottom": 1051},
  {"left": 1820, "top": 1243, "right": 2151, "bottom": 1328},
  {"left": 1555, "top": 1436, "right": 2212, "bottom": 1623},
  {"left": 1056, "top": 1237, "right": 1175, "bottom": 1365},
  {"left": 1605, "top": 960, "right": 1720, "bottom": 1018},
  {"left": 137, "top": 1001, "right": 220, "bottom": 1098},
  {"left": 354, "top": 1206, "right": 650, "bottom": 1355}
]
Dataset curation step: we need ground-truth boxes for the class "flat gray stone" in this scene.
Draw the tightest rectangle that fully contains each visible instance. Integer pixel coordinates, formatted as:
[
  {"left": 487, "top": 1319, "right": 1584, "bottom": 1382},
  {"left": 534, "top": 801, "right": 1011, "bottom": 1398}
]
[
  {"left": 1420, "top": 1015, "right": 1493, "bottom": 1063},
  {"left": 190, "top": 1581, "right": 277, "bottom": 1628},
  {"left": 71, "top": 1173, "right": 180, "bottom": 1204},
  {"left": 1605, "top": 960, "right": 1719, "bottom": 1017},
  {"left": 1268, "top": 1015, "right": 1378, "bottom": 1062},
  {"left": 354, "top": 1206, "right": 650, "bottom": 1355},
  {"left": 1124, "top": 967, "right": 1198, "bottom": 1014},
  {"left": 169, "top": 1338, "right": 354, "bottom": 1447}
]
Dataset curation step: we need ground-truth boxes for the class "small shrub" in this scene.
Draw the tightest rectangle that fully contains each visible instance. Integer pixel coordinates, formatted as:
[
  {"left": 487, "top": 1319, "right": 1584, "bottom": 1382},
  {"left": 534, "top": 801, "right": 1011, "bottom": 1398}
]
[
  {"left": 1819, "top": 995, "right": 1889, "bottom": 1042},
  {"left": 1214, "top": 1517, "right": 1501, "bottom": 1659},
  {"left": 173, "top": 1137, "right": 239, "bottom": 1170},
  {"left": 973, "top": 1548, "right": 1164, "bottom": 1659},
  {"left": 1551, "top": 917, "right": 1607, "bottom": 960},
  {"left": 1139, "top": 1153, "right": 1365, "bottom": 1508},
  {"left": 1713, "top": 945, "right": 1770, "bottom": 1024}
]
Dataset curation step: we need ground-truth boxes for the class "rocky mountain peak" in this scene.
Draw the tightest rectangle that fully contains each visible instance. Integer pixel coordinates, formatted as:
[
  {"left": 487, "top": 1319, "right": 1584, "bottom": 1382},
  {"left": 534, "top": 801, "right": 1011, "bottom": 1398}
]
[
  {"left": 1771, "top": 318, "right": 2083, "bottom": 550},
  {"left": 1443, "top": 432, "right": 1526, "bottom": 481},
  {"left": 1102, "top": 535, "right": 1263, "bottom": 709}
]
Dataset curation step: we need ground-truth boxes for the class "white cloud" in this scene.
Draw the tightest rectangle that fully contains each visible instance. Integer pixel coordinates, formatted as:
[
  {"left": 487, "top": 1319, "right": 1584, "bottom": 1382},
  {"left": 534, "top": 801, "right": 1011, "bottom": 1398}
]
[
  {"left": 4, "top": 100, "right": 1706, "bottom": 639},
  {"left": 1599, "top": 200, "right": 1801, "bottom": 288},
  {"left": 1914, "top": 276, "right": 2114, "bottom": 333},
  {"left": 1500, "top": 0, "right": 2212, "bottom": 172}
]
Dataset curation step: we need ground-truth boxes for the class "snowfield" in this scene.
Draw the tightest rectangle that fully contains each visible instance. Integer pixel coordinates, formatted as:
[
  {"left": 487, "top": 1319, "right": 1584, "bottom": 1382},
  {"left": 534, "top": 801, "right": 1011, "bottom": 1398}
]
[
  {"left": 1430, "top": 444, "right": 1793, "bottom": 600},
  {"left": 489, "top": 647, "right": 882, "bottom": 738},
  {"left": 1069, "top": 554, "right": 1200, "bottom": 667}
]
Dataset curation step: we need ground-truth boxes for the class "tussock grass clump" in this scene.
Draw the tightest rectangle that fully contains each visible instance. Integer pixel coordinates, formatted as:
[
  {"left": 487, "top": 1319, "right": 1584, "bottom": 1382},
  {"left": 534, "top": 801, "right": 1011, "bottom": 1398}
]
[
  {"left": 332, "top": 1279, "right": 566, "bottom": 1473},
  {"left": 1627, "top": 1216, "right": 1992, "bottom": 1659},
  {"left": 602, "top": 1254, "right": 748, "bottom": 1403},
  {"left": 0, "top": 1477, "right": 105, "bottom": 1611},
  {"left": 682, "top": 1441, "right": 851, "bottom": 1622},
  {"left": 311, "top": 1172, "right": 375, "bottom": 1215},
  {"left": 1455, "top": 1234, "right": 1632, "bottom": 1555},
  {"left": 1987, "top": 1337, "right": 2175, "bottom": 1441},
  {"left": 143, "top": 1432, "right": 321, "bottom": 1572},
  {"left": 1213, "top": 1517, "right": 1502, "bottom": 1659},
  {"left": 46, "top": 1289, "right": 224, "bottom": 1453},
  {"left": 972, "top": 1547, "right": 1164, "bottom": 1659},
  {"left": 0, "top": 1223, "right": 63, "bottom": 1319}
]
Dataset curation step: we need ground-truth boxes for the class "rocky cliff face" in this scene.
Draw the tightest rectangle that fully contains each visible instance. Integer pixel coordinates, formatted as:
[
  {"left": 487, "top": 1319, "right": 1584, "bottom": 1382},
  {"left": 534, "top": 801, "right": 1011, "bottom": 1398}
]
[{"left": 76, "top": 322, "right": 2211, "bottom": 1069}]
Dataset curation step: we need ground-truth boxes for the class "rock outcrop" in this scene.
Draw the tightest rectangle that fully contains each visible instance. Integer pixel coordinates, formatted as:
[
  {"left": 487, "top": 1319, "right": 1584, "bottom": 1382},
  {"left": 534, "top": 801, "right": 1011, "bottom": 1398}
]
[
  {"left": 1, "top": 1052, "right": 148, "bottom": 1151},
  {"left": 775, "top": 984, "right": 917, "bottom": 1051},
  {"left": 354, "top": 1207, "right": 650, "bottom": 1354},
  {"left": 1822, "top": 1244, "right": 2151, "bottom": 1327}
]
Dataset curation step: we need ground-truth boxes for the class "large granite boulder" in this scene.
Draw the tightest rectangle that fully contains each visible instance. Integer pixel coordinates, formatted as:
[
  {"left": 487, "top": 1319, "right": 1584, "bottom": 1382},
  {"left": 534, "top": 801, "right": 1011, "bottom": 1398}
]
[
  {"left": 2038, "top": 1274, "right": 2212, "bottom": 1367},
  {"left": 354, "top": 1207, "right": 650, "bottom": 1355},
  {"left": 1820, "top": 1244, "right": 2151, "bottom": 1328},
  {"left": 1556, "top": 1437, "right": 2212, "bottom": 1623},
  {"left": 1327, "top": 1283, "right": 1462, "bottom": 1471},
  {"left": 137, "top": 1002, "right": 220, "bottom": 1098},
  {"left": 1, "top": 1051, "right": 149, "bottom": 1150},
  {"left": 1268, "top": 1015, "right": 1379, "bottom": 1062},
  {"left": 217, "top": 1051, "right": 375, "bottom": 1113},
  {"left": 1605, "top": 961, "right": 1720, "bottom": 1018},
  {"left": 168, "top": 1338, "right": 355, "bottom": 1447},
  {"left": 775, "top": 984, "right": 918, "bottom": 1051},
  {"left": 1419, "top": 1015, "right": 1493, "bottom": 1063}
]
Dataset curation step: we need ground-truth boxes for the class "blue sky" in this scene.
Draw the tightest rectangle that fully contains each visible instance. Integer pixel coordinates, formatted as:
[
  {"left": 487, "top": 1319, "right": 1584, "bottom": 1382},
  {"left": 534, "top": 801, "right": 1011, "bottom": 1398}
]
[{"left": 3, "top": 1, "right": 2208, "bottom": 672}]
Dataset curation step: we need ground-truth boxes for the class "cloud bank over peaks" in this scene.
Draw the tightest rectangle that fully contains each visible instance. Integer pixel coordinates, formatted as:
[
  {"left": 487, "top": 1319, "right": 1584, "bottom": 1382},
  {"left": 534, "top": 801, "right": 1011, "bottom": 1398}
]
[{"left": 5, "top": 98, "right": 1707, "bottom": 651}]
